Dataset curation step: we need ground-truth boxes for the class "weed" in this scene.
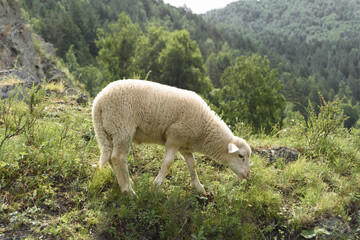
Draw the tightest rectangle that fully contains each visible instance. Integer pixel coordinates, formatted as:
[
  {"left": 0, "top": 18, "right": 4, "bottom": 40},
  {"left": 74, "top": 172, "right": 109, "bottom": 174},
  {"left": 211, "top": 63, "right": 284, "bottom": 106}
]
[
  {"left": 0, "top": 83, "right": 45, "bottom": 148},
  {"left": 305, "top": 95, "right": 348, "bottom": 159}
]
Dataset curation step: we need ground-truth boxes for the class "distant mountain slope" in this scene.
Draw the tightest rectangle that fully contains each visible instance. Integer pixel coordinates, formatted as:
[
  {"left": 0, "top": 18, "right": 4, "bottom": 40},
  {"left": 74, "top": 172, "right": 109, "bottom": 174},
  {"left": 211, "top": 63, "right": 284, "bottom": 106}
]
[
  {"left": 206, "top": 0, "right": 360, "bottom": 41},
  {"left": 206, "top": 0, "right": 360, "bottom": 125}
]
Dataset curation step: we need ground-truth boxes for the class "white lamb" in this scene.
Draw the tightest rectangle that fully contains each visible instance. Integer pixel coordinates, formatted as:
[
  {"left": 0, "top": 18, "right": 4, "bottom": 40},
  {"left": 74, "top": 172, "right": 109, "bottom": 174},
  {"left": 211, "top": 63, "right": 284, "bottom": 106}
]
[{"left": 92, "top": 79, "right": 251, "bottom": 195}]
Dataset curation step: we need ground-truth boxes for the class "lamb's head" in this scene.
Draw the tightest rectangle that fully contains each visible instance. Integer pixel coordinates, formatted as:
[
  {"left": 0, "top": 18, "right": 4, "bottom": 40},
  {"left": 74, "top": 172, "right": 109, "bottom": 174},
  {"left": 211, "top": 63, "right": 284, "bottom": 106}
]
[{"left": 225, "top": 137, "right": 251, "bottom": 179}]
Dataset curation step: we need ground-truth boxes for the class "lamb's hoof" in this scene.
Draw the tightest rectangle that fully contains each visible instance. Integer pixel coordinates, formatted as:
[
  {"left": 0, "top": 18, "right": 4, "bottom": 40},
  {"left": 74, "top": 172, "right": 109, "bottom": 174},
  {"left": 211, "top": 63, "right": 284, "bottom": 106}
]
[
  {"left": 153, "top": 176, "right": 163, "bottom": 187},
  {"left": 129, "top": 189, "right": 137, "bottom": 196},
  {"left": 193, "top": 183, "right": 206, "bottom": 194},
  {"left": 195, "top": 191, "right": 215, "bottom": 207},
  {"left": 152, "top": 181, "right": 165, "bottom": 194},
  {"left": 121, "top": 188, "right": 137, "bottom": 197}
]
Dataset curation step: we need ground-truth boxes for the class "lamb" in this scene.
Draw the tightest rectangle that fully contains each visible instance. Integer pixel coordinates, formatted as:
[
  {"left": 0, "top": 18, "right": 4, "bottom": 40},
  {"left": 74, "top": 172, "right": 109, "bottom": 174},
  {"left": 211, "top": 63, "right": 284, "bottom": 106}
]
[{"left": 92, "top": 79, "right": 251, "bottom": 195}]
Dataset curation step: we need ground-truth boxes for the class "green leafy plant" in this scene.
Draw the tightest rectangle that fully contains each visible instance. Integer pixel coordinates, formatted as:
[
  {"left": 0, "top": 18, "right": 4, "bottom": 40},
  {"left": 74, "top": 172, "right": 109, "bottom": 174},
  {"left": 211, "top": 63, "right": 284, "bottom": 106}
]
[
  {"left": 0, "top": 83, "right": 45, "bottom": 149},
  {"left": 305, "top": 95, "right": 347, "bottom": 149},
  {"left": 304, "top": 94, "right": 351, "bottom": 167},
  {"left": 301, "top": 228, "right": 330, "bottom": 239},
  {"left": 217, "top": 54, "right": 286, "bottom": 132}
]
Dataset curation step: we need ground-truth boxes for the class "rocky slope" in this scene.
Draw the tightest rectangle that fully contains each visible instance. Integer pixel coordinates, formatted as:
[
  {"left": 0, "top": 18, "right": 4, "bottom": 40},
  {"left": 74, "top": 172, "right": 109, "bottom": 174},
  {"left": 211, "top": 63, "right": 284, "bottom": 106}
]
[{"left": 0, "top": 0, "right": 64, "bottom": 98}]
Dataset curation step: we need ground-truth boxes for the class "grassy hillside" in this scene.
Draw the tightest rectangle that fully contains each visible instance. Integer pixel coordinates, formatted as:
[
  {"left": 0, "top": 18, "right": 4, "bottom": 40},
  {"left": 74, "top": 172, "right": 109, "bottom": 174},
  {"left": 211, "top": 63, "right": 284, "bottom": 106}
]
[{"left": 1, "top": 82, "right": 360, "bottom": 239}]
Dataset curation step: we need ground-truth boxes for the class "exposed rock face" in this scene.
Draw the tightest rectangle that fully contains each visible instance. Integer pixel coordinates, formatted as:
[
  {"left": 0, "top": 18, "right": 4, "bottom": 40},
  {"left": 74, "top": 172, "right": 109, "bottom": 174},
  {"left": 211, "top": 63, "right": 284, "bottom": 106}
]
[
  {"left": 0, "top": 0, "right": 44, "bottom": 82},
  {"left": 0, "top": 0, "right": 66, "bottom": 99}
]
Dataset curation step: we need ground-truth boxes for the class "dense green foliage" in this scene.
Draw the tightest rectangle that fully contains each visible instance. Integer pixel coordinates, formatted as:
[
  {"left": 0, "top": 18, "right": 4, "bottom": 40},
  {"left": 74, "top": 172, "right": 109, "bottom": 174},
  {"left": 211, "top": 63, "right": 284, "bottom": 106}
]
[
  {"left": 1, "top": 83, "right": 360, "bottom": 239},
  {"left": 211, "top": 54, "right": 285, "bottom": 131},
  {"left": 19, "top": 0, "right": 256, "bottom": 65},
  {"left": 19, "top": 0, "right": 286, "bottom": 131},
  {"left": 95, "top": 14, "right": 212, "bottom": 95},
  {"left": 19, "top": 0, "right": 360, "bottom": 130},
  {"left": 95, "top": 13, "right": 143, "bottom": 83}
]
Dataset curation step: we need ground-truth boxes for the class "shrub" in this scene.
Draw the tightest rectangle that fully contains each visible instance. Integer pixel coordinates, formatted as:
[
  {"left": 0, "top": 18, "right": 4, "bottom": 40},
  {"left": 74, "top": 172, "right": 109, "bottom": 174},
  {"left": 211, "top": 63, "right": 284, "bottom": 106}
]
[
  {"left": 305, "top": 95, "right": 348, "bottom": 157},
  {"left": 0, "top": 83, "right": 45, "bottom": 148}
]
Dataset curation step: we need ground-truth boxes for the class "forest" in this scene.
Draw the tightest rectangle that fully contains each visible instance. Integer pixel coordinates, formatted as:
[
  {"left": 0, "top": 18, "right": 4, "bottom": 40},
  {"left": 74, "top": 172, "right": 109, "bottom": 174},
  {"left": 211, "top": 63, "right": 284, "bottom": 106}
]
[
  {"left": 19, "top": 0, "right": 360, "bottom": 131},
  {"left": 206, "top": 0, "right": 360, "bottom": 127},
  {"left": 1, "top": 0, "right": 360, "bottom": 239},
  {"left": 19, "top": 0, "right": 283, "bottom": 132}
]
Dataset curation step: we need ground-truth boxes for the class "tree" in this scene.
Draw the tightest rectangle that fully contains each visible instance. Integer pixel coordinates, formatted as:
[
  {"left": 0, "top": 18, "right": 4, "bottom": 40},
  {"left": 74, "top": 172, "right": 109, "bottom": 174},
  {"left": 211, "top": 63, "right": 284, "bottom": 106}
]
[
  {"left": 202, "top": 38, "right": 216, "bottom": 59},
  {"left": 41, "top": 2, "right": 84, "bottom": 59},
  {"left": 96, "top": 13, "right": 142, "bottom": 84},
  {"left": 205, "top": 42, "right": 235, "bottom": 88},
  {"left": 65, "top": 45, "right": 80, "bottom": 73},
  {"left": 77, "top": 65, "right": 103, "bottom": 97},
  {"left": 216, "top": 43, "right": 234, "bottom": 85},
  {"left": 341, "top": 103, "right": 359, "bottom": 129},
  {"left": 134, "top": 26, "right": 168, "bottom": 80},
  {"left": 158, "top": 30, "right": 212, "bottom": 95},
  {"left": 205, "top": 53, "right": 221, "bottom": 87},
  {"left": 94, "top": 17, "right": 213, "bottom": 95},
  {"left": 218, "top": 54, "right": 286, "bottom": 131}
]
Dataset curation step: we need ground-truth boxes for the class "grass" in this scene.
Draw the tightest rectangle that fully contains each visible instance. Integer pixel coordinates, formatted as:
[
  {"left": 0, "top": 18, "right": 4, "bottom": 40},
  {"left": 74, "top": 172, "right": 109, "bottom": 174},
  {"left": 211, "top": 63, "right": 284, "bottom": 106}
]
[
  {"left": 0, "top": 84, "right": 360, "bottom": 239},
  {"left": 44, "top": 82, "right": 65, "bottom": 95},
  {"left": 0, "top": 77, "right": 23, "bottom": 87}
]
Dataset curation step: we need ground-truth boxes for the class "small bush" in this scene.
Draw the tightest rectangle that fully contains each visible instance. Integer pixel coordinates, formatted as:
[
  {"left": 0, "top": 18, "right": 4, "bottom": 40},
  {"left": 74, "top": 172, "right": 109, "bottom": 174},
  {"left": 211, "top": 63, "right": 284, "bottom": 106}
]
[
  {"left": 0, "top": 83, "right": 45, "bottom": 148},
  {"left": 305, "top": 96, "right": 348, "bottom": 159}
]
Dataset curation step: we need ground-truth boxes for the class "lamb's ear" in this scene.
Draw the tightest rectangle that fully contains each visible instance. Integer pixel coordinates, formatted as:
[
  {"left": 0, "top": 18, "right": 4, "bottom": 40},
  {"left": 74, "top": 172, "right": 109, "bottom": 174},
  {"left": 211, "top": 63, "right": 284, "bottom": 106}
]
[{"left": 228, "top": 143, "right": 239, "bottom": 154}]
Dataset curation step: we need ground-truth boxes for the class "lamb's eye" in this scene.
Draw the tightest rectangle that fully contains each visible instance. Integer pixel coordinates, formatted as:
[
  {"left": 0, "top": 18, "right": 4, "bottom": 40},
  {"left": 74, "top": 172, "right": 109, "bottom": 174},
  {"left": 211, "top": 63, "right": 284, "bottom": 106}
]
[{"left": 239, "top": 153, "right": 244, "bottom": 158}]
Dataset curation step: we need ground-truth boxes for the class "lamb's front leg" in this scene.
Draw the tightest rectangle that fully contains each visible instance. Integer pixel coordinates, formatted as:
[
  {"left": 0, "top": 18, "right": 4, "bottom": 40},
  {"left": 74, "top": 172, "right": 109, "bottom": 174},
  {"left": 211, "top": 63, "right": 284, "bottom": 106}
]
[
  {"left": 180, "top": 152, "right": 205, "bottom": 193},
  {"left": 154, "top": 146, "right": 178, "bottom": 187}
]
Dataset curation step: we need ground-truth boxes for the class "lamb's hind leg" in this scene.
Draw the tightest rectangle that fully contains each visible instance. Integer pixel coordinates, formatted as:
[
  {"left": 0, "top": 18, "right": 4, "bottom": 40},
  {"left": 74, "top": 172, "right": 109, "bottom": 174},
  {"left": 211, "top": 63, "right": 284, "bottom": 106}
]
[
  {"left": 98, "top": 147, "right": 111, "bottom": 168},
  {"left": 98, "top": 129, "right": 112, "bottom": 168},
  {"left": 111, "top": 141, "right": 135, "bottom": 195},
  {"left": 180, "top": 152, "right": 205, "bottom": 193}
]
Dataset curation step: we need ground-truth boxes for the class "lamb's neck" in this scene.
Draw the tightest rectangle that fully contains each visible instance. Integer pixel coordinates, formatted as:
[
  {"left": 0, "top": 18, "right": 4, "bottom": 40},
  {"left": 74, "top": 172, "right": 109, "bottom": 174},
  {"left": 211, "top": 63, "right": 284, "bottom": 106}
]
[{"left": 199, "top": 117, "right": 233, "bottom": 162}]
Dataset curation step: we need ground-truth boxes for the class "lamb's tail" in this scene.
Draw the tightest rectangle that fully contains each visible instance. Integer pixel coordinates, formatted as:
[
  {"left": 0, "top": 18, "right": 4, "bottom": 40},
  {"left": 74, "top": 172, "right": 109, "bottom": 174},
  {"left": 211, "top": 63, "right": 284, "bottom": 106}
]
[{"left": 92, "top": 102, "right": 112, "bottom": 168}]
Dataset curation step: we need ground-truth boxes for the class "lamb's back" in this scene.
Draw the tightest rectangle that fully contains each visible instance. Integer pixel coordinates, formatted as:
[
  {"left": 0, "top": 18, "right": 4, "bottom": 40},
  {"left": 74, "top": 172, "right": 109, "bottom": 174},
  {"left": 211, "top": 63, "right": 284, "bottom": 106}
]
[{"left": 95, "top": 80, "right": 212, "bottom": 145}]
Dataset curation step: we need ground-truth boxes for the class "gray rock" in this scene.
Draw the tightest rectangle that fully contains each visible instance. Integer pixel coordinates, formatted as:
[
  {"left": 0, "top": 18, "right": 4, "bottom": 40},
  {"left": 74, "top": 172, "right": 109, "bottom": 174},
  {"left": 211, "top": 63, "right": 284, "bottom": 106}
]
[
  {"left": 77, "top": 94, "right": 89, "bottom": 106},
  {"left": 253, "top": 146, "right": 300, "bottom": 163},
  {"left": 33, "top": 34, "right": 56, "bottom": 58},
  {"left": 65, "top": 88, "right": 78, "bottom": 96}
]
